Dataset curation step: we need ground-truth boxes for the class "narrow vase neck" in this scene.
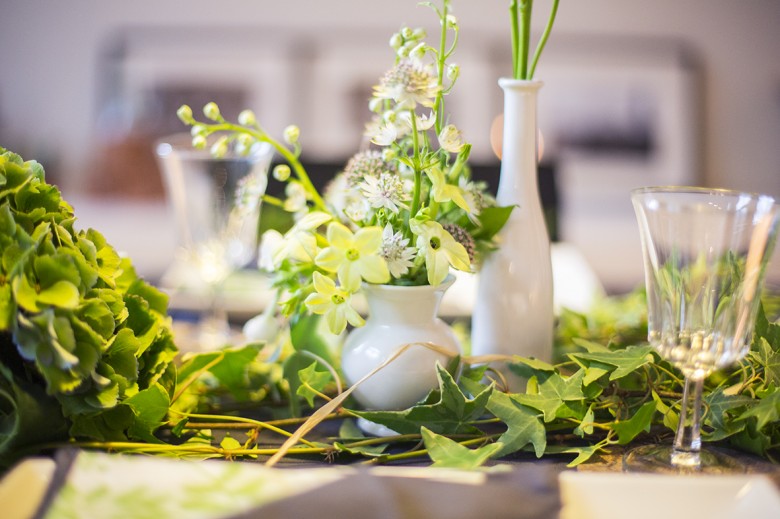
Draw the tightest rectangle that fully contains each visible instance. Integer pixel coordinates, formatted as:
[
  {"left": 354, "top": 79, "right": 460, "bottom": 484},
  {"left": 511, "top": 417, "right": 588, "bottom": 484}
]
[
  {"left": 362, "top": 278, "right": 452, "bottom": 325},
  {"left": 497, "top": 78, "right": 543, "bottom": 206}
]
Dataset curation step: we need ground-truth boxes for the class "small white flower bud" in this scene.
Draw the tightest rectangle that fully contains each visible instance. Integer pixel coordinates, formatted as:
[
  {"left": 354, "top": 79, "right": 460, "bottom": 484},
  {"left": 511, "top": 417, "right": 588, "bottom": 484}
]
[
  {"left": 283, "top": 125, "right": 300, "bottom": 144},
  {"left": 401, "top": 27, "right": 414, "bottom": 40},
  {"left": 176, "top": 104, "right": 194, "bottom": 124},
  {"left": 382, "top": 110, "right": 397, "bottom": 124},
  {"left": 238, "top": 109, "right": 256, "bottom": 126},
  {"left": 447, "top": 63, "right": 460, "bottom": 81},
  {"left": 203, "top": 102, "right": 221, "bottom": 121},
  {"left": 236, "top": 133, "right": 254, "bottom": 155},
  {"left": 389, "top": 32, "right": 403, "bottom": 49},
  {"left": 382, "top": 148, "right": 397, "bottom": 162},
  {"left": 192, "top": 135, "right": 207, "bottom": 149},
  {"left": 190, "top": 124, "right": 207, "bottom": 137},
  {"left": 410, "top": 42, "right": 427, "bottom": 61},
  {"left": 412, "top": 28, "right": 426, "bottom": 40},
  {"left": 397, "top": 44, "right": 410, "bottom": 58},
  {"left": 368, "top": 97, "right": 384, "bottom": 113},
  {"left": 210, "top": 136, "right": 228, "bottom": 157},
  {"left": 446, "top": 14, "right": 458, "bottom": 29},
  {"left": 273, "top": 164, "right": 291, "bottom": 182}
]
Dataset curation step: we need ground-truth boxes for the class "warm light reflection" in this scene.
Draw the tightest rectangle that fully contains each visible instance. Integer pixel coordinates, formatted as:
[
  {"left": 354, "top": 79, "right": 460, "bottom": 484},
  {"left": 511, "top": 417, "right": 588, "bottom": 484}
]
[{"left": 489, "top": 114, "right": 544, "bottom": 162}]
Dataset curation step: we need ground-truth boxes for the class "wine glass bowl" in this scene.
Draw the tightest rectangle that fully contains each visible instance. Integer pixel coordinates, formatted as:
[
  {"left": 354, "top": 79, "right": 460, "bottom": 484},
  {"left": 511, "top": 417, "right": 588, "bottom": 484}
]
[
  {"left": 155, "top": 134, "right": 273, "bottom": 349},
  {"left": 626, "top": 186, "right": 779, "bottom": 471}
]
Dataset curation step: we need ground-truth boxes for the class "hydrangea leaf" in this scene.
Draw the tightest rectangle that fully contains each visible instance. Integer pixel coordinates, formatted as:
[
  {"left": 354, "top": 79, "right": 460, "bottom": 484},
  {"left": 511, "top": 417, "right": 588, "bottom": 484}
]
[
  {"left": 37, "top": 280, "right": 80, "bottom": 309},
  {"left": 124, "top": 383, "right": 171, "bottom": 442},
  {"left": 77, "top": 299, "right": 117, "bottom": 342},
  {"left": 0, "top": 284, "right": 13, "bottom": 330}
]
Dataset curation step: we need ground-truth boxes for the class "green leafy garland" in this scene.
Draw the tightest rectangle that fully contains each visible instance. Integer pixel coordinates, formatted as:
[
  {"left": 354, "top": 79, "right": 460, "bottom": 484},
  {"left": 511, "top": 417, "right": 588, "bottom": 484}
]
[{"left": 0, "top": 148, "right": 178, "bottom": 468}]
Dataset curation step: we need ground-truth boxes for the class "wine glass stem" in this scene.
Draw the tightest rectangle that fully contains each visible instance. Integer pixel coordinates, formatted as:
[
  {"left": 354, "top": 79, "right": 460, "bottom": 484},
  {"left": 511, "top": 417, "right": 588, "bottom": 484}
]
[{"left": 672, "top": 376, "right": 703, "bottom": 467}]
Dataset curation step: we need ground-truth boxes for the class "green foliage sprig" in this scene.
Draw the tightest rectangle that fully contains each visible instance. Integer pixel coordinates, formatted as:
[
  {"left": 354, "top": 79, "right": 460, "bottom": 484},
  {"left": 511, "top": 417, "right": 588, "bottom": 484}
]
[{"left": 0, "top": 148, "right": 178, "bottom": 467}]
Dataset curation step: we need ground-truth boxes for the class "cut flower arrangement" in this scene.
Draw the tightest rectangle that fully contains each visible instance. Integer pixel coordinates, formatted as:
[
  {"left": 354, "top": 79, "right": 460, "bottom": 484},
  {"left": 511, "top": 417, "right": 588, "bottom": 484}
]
[
  {"left": 1, "top": 0, "right": 779, "bottom": 475},
  {"left": 176, "top": 0, "right": 511, "bottom": 337}
]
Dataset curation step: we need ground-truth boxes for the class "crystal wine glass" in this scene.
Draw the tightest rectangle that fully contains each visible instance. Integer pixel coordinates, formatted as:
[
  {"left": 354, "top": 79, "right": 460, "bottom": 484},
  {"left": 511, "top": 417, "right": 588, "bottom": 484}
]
[
  {"left": 155, "top": 135, "right": 273, "bottom": 349},
  {"left": 625, "top": 186, "right": 779, "bottom": 471}
]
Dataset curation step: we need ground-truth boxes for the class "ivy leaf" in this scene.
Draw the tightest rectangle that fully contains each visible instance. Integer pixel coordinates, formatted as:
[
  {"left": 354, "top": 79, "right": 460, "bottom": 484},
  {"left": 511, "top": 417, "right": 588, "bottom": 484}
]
[
  {"left": 570, "top": 345, "right": 655, "bottom": 381},
  {"left": 207, "top": 346, "right": 259, "bottom": 398},
  {"left": 512, "top": 371, "right": 585, "bottom": 422},
  {"left": 546, "top": 443, "right": 606, "bottom": 467},
  {"left": 421, "top": 427, "right": 503, "bottom": 469},
  {"left": 507, "top": 356, "right": 556, "bottom": 380},
  {"left": 296, "top": 361, "right": 332, "bottom": 407},
  {"left": 573, "top": 404, "right": 595, "bottom": 437},
  {"left": 749, "top": 338, "right": 780, "bottom": 388},
  {"left": 610, "top": 401, "right": 657, "bottom": 444},
  {"left": 486, "top": 389, "right": 546, "bottom": 457},
  {"left": 353, "top": 364, "right": 492, "bottom": 435},
  {"left": 736, "top": 391, "right": 780, "bottom": 430},
  {"left": 703, "top": 386, "right": 754, "bottom": 432}
]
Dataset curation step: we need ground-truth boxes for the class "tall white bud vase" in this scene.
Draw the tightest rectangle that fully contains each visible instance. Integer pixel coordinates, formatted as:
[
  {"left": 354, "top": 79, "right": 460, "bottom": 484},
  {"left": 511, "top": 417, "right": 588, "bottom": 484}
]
[{"left": 471, "top": 78, "right": 554, "bottom": 386}]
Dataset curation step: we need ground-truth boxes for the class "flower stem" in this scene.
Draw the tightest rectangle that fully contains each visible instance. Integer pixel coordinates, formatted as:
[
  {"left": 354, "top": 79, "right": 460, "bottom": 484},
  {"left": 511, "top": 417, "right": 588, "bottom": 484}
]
[
  {"left": 519, "top": 0, "right": 533, "bottom": 80},
  {"left": 434, "top": 0, "right": 449, "bottom": 134},
  {"left": 528, "top": 0, "right": 559, "bottom": 79},
  {"left": 510, "top": 1, "right": 520, "bottom": 78}
]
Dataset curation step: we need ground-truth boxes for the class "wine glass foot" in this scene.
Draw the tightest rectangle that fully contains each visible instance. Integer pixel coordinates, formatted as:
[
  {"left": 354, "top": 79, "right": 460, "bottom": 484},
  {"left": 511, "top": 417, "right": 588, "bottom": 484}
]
[{"left": 623, "top": 444, "right": 748, "bottom": 474}]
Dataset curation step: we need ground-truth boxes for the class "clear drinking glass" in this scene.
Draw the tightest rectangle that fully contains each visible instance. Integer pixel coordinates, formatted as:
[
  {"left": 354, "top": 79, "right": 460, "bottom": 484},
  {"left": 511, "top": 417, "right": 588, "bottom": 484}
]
[
  {"left": 625, "top": 186, "right": 779, "bottom": 471},
  {"left": 155, "top": 135, "right": 273, "bottom": 349}
]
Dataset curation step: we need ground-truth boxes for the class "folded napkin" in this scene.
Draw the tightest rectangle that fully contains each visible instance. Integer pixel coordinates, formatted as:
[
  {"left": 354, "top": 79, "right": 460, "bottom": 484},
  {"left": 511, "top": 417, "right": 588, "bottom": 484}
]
[{"left": 20, "top": 450, "right": 560, "bottom": 519}]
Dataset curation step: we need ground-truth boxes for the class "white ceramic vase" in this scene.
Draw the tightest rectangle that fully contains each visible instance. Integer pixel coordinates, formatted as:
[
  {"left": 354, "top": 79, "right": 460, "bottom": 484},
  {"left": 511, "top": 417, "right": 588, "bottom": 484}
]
[
  {"left": 471, "top": 78, "right": 554, "bottom": 383},
  {"left": 341, "top": 276, "right": 461, "bottom": 413}
]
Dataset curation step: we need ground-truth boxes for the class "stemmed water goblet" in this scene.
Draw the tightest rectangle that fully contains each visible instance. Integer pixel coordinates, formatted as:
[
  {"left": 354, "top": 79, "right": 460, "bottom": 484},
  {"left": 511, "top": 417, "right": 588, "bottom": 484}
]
[
  {"left": 155, "top": 135, "right": 273, "bottom": 349},
  {"left": 625, "top": 186, "right": 779, "bottom": 471}
]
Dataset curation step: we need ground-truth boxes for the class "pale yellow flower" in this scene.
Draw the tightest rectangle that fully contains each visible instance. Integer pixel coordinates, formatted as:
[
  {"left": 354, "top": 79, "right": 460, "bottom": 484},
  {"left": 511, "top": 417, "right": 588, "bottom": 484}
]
[
  {"left": 274, "top": 212, "right": 332, "bottom": 264},
  {"left": 315, "top": 222, "right": 390, "bottom": 291},
  {"left": 410, "top": 219, "right": 471, "bottom": 285},
  {"left": 304, "top": 272, "right": 364, "bottom": 335},
  {"left": 425, "top": 166, "right": 473, "bottom": 214}
]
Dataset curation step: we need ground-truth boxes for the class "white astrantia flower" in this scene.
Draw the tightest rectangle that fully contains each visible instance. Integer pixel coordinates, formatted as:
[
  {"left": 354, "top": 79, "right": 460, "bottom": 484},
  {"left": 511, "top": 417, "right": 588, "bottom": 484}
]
[
  {"left": 437, "top": 124, "right": 465, "bottom": 153},
  {"left": 380, "top": 224, "right": 417, "bottom": 278},
  {"left": 398, "top": 110, "right": 436, "bottom": 132},
  {"left": 373, "top": 60, "right": 440, "bottom": 110},
  {"left": 360, "top": 173, "right": 408, "bottom": 214},
  {"left": 366, "top": 118, "right": 398, "bottom": 147}
]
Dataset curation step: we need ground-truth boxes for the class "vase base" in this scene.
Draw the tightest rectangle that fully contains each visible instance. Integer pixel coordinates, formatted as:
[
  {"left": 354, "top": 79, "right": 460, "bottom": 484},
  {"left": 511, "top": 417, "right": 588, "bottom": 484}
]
[{"left": 357, "top": 418, "right": 400, "bottom": 437}]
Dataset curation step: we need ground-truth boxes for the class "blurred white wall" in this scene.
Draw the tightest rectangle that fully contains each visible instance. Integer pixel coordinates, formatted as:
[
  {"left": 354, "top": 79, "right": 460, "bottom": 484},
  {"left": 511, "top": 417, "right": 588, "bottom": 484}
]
[{"left": 1, "top": 0, "right": 779, "bottom": 289}]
